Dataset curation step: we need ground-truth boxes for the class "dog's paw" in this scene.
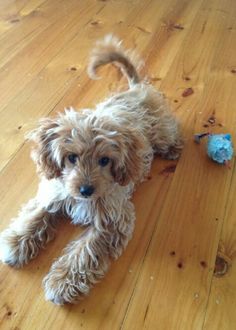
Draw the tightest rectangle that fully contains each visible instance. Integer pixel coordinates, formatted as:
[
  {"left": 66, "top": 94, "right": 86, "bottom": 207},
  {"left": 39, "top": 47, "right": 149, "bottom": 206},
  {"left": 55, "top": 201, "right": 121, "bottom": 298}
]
[
  {"left": 0, "top": 236, "right": 16, "bottom": 266},
  {"left": 164, "top": 148, "right": 181, "bottom": 160},
  {"left": 0, "top": 229, "right": 40, "bottom": 267},
  {"left": 0, "top": 230, "right": 23, "bottom": 267},
  {"left": 43, "top": 257, "right": 90, "bottom": 305},
  {"left": 162, "top": 140, "right": 184, "bottom": 160}
]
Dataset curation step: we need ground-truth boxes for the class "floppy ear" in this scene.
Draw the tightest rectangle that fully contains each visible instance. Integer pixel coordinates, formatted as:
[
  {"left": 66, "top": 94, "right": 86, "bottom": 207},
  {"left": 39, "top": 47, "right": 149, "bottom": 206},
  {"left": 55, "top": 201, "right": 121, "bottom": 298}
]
[
  {"left": 111, "top": 128, "right": 146, "bottom": 186},
  {"left": 29, "top": 118, "right": 62, "bottom": 179}
]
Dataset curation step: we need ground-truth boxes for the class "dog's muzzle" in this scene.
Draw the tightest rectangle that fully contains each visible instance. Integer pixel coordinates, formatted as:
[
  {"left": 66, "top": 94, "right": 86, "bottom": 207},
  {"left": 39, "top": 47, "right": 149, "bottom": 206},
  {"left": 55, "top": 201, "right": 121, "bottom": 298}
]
[{"left": 79, "top": 185, "right": 95, "bottom": 198}]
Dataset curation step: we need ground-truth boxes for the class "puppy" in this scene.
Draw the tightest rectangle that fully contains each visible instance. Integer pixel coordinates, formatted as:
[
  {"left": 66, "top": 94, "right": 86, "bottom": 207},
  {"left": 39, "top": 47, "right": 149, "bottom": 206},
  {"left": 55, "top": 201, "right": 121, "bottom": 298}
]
[{"left": 0, "top": 35, "right": 183, "bottom": 305}]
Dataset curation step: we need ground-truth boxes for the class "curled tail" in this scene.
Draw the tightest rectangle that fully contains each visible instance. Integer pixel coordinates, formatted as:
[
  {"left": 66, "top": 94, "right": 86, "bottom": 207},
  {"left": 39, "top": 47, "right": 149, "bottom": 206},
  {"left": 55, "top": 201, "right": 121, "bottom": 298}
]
[{"left": 87, "top": 34, "right": 143, "bottom": 86}]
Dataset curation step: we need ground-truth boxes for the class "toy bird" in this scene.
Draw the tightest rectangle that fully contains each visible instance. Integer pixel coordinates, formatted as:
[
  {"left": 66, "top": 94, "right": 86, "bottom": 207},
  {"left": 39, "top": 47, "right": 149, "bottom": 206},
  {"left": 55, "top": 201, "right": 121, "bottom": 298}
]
[{"left": 194, "top": 133, "right": 234, "bottom": 166}]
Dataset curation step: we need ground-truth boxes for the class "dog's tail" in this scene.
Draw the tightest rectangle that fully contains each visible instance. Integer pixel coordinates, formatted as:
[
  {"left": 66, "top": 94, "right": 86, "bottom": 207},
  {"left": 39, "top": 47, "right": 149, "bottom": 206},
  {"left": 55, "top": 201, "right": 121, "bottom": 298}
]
[{"left": 87, "top": 34, "right": 143, "bottom": 86}]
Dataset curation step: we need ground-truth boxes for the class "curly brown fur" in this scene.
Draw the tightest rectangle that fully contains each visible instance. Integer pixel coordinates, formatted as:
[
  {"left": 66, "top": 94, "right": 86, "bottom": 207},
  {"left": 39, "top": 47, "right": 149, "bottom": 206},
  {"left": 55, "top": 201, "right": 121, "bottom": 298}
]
[{"left": 0, "top": 35, "right": 183, "bottom": 304}]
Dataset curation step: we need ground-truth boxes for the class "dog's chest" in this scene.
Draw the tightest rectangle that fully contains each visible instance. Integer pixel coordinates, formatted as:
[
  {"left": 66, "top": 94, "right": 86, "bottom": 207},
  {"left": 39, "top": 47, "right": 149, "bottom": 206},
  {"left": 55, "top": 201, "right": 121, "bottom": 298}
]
[{"left": 67, "top": 200, "right": 95, "bottom": 226}]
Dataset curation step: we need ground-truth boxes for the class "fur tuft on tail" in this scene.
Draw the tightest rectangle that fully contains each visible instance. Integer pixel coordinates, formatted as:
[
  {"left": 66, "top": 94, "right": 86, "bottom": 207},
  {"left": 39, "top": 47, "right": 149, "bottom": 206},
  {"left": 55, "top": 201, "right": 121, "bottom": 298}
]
[{"left": 87, "top": 34, "right": 143, "bottom": 86}]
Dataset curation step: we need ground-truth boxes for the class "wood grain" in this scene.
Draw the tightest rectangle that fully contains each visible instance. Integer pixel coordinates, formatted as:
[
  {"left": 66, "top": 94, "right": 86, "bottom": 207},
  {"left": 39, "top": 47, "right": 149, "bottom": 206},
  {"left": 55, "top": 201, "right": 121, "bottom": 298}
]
[
  {"left": 203, "top": 161, "right": 236, "bottom": 330},
  {"left": 0, "top": 0, "right": 235, "bottom": 329}
]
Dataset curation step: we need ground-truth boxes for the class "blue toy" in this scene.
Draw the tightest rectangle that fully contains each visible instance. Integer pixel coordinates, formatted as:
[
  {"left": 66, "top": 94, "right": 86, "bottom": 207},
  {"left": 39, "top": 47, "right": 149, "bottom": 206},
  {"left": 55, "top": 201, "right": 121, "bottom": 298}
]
[{"left": 194, "top": 133, "right": 234, "bottom": 166}]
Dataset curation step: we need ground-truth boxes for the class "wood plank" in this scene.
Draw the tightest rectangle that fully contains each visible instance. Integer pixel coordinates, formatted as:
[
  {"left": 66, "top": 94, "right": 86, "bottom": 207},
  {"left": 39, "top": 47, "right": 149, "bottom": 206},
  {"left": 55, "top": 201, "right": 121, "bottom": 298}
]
[
  {"left": 203, "top": 162, "right": 236, "bottom": 330},
  {"left": 0, "top": 0, "right": 102, "bottom": 111},
  {"left": 0, "top": 0, "right": 44, "bottom": 36},
  {"left": 0, "top": 0, "right": 70, "bottom": 65}
]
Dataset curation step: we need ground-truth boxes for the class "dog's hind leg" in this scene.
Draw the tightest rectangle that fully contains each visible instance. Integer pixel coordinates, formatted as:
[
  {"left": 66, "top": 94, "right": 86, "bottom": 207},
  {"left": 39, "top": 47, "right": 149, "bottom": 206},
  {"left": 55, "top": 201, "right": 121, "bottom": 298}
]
[{"left": 149, "top": 112, "right": 183, "bottom": 160}]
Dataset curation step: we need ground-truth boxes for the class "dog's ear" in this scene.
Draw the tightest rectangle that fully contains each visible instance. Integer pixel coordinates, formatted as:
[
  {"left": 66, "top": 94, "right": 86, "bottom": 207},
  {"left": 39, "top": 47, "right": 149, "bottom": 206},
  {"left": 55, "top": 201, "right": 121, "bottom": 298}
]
[
  {"left": 111, "top": 128, "right": 146, "bottom": 186},
  {"left": 29, "top": 118, "right": 62, "bottom": 179}
]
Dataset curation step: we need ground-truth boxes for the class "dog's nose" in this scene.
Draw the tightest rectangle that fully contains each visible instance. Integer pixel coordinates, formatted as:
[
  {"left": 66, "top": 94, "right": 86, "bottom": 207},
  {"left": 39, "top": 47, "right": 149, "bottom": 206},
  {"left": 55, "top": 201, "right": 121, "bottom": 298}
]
[{"left": 79, "top": 185, "right": 95, "bottom": 197}]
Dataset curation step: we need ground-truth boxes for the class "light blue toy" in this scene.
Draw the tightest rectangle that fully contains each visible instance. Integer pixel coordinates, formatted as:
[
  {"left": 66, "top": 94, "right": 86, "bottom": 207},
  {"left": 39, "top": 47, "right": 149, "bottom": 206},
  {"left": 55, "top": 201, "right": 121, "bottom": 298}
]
[{"left": 194, "top": 133, "right": 234, "bottom": 165}]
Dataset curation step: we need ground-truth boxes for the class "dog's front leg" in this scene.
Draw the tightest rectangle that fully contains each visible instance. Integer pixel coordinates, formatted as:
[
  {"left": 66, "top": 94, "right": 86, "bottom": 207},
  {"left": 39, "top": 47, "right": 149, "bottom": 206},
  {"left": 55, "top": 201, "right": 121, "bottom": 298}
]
[
  {"left": 43, "top": 226, "right": 110, "bottom": 305},
  {"left": 43, "top": 201, "right": 135, "bottom": 305},
  {"left": 0, "top": 198, "right": 58, "bottom": 267}
]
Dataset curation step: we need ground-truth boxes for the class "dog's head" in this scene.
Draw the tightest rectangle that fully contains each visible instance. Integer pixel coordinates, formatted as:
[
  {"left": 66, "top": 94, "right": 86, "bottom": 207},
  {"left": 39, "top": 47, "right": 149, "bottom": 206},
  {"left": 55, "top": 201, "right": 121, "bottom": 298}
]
[{"left": 29, "top": 109, "right": 146, "bottom": 200}]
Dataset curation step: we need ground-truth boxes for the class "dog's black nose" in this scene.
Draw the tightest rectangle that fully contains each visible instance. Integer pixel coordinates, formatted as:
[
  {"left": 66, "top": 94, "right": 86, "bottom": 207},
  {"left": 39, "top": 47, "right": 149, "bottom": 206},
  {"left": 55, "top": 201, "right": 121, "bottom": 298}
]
[{"left": 79, "top": 185, "right": 95, "bottom": 197}]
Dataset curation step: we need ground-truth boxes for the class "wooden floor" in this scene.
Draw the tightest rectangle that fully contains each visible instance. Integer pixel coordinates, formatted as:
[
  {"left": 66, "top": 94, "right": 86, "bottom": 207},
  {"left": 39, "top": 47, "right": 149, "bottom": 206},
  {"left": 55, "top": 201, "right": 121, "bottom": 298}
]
[{"left": 0, "top": 0, "right": 236, "bottom": 329}]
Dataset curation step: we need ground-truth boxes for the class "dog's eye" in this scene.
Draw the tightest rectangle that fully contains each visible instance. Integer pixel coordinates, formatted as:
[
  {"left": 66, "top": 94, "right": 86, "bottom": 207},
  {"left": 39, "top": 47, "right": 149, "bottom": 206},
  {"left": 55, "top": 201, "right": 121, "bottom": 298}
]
[
  {"left": 68, "top": 153, "right": 78, "bottom": 164},
  {"left": 99, "top": 157, "right": 110, "bottom": 167}
]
